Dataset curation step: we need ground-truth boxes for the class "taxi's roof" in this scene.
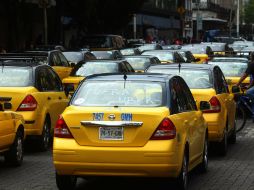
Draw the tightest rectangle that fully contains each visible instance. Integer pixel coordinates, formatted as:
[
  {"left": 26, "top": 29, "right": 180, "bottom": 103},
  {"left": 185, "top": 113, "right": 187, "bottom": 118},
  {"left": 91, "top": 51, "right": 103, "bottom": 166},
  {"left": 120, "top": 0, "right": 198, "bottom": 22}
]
[
  {"left": 85, "top": 73, "right": 174, "bottom": 82},
  {"left": 149, "top": 63, "right": 216, "bottom": 70}
]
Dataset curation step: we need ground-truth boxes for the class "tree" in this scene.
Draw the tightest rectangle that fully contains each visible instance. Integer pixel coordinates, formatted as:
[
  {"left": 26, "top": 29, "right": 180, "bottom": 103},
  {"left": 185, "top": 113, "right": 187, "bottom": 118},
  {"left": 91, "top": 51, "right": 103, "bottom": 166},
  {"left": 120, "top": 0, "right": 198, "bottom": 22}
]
[{"left": 244, "top": 0, "right": 254, "bottom": 24}]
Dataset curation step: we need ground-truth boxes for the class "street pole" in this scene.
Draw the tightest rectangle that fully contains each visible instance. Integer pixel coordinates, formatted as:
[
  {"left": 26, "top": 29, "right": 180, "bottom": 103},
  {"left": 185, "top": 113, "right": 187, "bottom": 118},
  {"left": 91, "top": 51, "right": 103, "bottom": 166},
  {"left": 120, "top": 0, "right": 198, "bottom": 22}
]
[
  {"left": 44, "top": 7, "right": 48, "bottom": 45},
  {"left": 133, "top": 14, "right": 137, "bottom": 39},
  {"left": 236, "top": 0, "right": 240, "bottom": 37}
]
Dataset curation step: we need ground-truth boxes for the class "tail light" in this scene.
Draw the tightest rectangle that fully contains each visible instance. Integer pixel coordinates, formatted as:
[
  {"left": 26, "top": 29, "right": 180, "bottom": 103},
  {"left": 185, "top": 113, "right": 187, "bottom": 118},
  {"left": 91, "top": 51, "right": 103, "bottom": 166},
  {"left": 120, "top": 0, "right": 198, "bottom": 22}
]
[
  {"left": 54, "top": 115, "right": 73, "bottom": 138},
  {"left": 150, "top": 118, "right": 176, "bottom": 140},
  {"left": 203, "top": 96, "right": 221, "bottom": 113},
  {"left": 17, "top": 95, "right": 37, "bottom": 111}
]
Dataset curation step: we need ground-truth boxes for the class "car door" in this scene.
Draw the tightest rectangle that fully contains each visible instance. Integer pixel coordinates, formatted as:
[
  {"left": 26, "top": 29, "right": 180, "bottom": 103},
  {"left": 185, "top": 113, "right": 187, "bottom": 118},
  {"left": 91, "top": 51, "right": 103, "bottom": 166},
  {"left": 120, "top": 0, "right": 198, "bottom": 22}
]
[
  {"left": 0, "top": 111, "right": 15, "bottom": 149},
  {"left": 169, "top": 77, "right": 201, "bottom": 164},
  {"left": 43, "top": 68, "right": 69, "bottom": 129},
  {"left": 215, "top": 67, "right": 236, "bottom": 132}
]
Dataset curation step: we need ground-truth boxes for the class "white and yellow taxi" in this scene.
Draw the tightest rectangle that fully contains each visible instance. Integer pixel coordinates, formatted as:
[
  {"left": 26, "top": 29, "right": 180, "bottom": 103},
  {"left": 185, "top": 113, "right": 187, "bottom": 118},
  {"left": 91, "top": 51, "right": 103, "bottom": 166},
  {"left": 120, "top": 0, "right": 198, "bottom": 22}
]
[
  {"left": 147, "top": 64, "right": 237, "bottom": 155},
  {"left": 0, "top": 100, "right": 25, "bottom": 166},
  {"left": 54, "top": 73, "right": 209, "bottom": 190}
]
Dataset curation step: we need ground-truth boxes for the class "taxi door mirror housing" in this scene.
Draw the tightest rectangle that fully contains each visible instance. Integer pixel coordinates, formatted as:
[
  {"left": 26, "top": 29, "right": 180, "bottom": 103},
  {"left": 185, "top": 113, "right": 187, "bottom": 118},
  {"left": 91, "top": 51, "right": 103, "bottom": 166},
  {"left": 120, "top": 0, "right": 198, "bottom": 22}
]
[
  {"left": 232, "top": 86, "right": 240, "bottom": 93},
  {"left": 4, "top": 102, "right": 12, "bottom": 109},
  {"left": 200, "top": 101, "right": 210, "bottom": 111},
  {"left": 64, "top": 84, "right": 74, "bottom": 96}
]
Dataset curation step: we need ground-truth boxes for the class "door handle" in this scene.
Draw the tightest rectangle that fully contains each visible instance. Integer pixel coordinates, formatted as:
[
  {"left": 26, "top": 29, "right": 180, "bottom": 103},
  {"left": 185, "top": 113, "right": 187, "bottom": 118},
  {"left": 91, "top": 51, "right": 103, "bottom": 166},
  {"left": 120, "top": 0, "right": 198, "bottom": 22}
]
[
  {"left": 59, "top": 97, "right": 62, "bottom": 100},
  {"left": 47, "top": 97, "right": 51, "bottom": 100},
  {"left": 184, "top": 120, "right": 188, "bottom": 124},
  {"left": 194, "top": 118, "right": 197, "bottom": 121}
]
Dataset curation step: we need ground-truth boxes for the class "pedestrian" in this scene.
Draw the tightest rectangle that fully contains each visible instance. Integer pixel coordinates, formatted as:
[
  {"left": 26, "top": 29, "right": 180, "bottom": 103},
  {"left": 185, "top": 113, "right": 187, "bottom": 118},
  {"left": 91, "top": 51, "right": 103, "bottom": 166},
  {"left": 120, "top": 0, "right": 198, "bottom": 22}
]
[{"left": 236, "top": 52, "right": 254, "bottom": 121}]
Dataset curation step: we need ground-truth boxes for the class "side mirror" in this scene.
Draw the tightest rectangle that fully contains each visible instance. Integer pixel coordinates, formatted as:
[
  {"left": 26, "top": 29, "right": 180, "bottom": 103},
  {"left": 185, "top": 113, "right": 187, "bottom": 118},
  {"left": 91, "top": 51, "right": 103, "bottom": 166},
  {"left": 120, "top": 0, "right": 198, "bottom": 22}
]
[
  {"left": 195, "top": 58, "right": 201, "bottom": 62},
  {"left": 4, "top": 102, "right": 12, "bottom": 109},
  {"left": 232, "top": 86, "right": 240, "bottom": 93},
  {"left": 64, "top": 84, "right": 74, "bottom": 96},
  {"left": 200, "top": 101, "right": 210, "bottom": 111}
]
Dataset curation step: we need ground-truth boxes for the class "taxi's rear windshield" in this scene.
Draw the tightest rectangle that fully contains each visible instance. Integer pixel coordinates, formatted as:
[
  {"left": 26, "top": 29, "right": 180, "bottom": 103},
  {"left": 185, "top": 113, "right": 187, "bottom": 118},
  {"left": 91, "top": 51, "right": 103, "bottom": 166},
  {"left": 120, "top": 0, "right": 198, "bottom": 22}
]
[
  {"left": 0, "top": 67, "right": 32, "bottom": 87},
  {"left": 71, "top": 62, "right": 119, "bottom": 77},
  {"left": 124, "top": 57, "right": 151, "bottom": 70},
  {"left": 147, "top": 68, "right": 213, "bottom": 89},
  {"left": 71, "top": 81, "right": 165, "bottom": 107},
  {"left": 209, "top": 62, "right": 247, "bottom": 77}
]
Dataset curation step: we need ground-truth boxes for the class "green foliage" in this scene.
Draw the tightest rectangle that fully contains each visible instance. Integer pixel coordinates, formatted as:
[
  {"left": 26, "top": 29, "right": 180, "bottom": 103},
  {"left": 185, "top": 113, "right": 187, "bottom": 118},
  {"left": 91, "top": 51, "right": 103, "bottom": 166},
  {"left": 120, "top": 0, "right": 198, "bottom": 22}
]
[{"left": 245, "top": 0, "right": 254, "bottom": 24}]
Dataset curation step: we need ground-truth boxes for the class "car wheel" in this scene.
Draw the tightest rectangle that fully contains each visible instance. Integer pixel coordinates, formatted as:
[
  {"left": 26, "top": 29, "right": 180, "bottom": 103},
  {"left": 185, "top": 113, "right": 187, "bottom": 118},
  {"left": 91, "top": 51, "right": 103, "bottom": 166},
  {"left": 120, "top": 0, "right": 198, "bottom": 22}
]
[
  {"left": 228, "top": 120, "right": 236, "bottom": 144},
  {"left": 218, "top": 128, "right": 227, "bottom": 156},
  {"left": 176, "top": 149, "right": 188, "bottom": 190},
  {"left": 4, "top": 130, "right": 24, "bottom": 166},
  {"left": 198, "top": 134, "right": 208, "bottom": 173},
  {"left": 39, "top": 119, "right": 51, "bottom": 151},
  {"left": 56, "top": 172, "right": 77, "bottom": 190}
]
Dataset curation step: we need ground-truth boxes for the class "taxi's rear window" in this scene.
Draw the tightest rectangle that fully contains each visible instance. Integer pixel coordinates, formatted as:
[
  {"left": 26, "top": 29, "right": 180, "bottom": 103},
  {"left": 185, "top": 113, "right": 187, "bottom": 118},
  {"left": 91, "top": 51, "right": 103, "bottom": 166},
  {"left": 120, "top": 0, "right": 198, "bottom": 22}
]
[
  {"left": 147, "top": 68, "right": 213, "bottom": 89},
  {"left": 71, "top": 62, "right": 118, "bottom": 77},
  {"left": 0, "top": 67, "right": 32, "bottom": 87},
  {"left": 209, "top": 62, "right": 247, "bottom": 77},
  {"left": 124, "top": 57, "right": 151, "bottom": 70},
  {"left": 71, "top": 81, "right": 165, "bottom": 107},
  {"left": 142, "top": 51, "right": 173, "bottom": 62}
]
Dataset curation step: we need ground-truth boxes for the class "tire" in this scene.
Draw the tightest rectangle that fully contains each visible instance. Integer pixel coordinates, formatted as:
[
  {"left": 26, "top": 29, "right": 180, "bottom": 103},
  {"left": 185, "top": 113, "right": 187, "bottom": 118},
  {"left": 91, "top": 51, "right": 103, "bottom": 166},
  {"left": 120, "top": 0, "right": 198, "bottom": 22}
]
[
  {"left": 228, "top": 120, "right": 236, "bottom": 144},
  {"left": 235, "top": 104, "right": 246, "bottom": 132},
  {"left": 4, "top": 130, "right": 24, "bottom": 166},
  {"left": 198, "top": 133, "right": 208, "bottom": 173},
  {"left": 38, "top": 119, "right": 51, "bottom": 151},
  {"left": 56, "top": 172, "right": 77, "bottom": 190},
  {"left": 176, "top": 149, "right": 188, "bottom": 190},
  {"left": 218, "top": 128, "right": 227, "bottom": 156}
]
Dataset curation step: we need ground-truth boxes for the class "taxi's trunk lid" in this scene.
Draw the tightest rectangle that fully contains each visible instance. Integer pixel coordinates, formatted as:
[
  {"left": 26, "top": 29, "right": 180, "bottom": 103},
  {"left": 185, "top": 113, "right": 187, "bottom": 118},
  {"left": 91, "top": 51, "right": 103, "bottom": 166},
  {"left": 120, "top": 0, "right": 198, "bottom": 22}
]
[
  {"left": 191, "top": 88, "right": 216, "bottom": 109},
  {"left": 63, "top": 106, "right": 170, "bottom": 147}
]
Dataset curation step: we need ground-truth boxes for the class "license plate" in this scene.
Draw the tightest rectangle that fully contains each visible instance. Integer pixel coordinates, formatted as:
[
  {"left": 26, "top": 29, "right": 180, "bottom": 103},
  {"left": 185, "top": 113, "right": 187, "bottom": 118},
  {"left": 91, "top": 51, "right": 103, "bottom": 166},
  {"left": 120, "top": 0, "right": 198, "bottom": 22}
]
[{"left": 99, "top": 127, "right": 123, "bottom": 140}]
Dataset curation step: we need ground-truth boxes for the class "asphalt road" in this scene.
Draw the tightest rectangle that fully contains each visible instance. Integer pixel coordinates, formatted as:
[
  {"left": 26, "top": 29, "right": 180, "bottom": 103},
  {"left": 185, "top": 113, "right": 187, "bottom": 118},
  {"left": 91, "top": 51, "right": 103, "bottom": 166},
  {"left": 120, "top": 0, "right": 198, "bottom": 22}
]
[{"left": 1, "top": 121, "right": 254, "bottom": 190}]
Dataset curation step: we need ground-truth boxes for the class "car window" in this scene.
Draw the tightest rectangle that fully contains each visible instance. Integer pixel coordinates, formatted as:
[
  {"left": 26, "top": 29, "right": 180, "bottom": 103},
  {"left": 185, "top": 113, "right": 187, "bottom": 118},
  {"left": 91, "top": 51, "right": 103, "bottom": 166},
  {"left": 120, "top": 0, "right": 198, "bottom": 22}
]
[
  {"left": 58, "top": 52, "right": 69, "bottom": 67},
  {"left": 179, "top": 78, "right": 197, "bottom": 111},
  {"left": 46, "top": 68, "right": 63, "bottom": 91},
  {"left": 50, "top": 52, "right": 61, "bottom": 66},
  {"left": 36, "top": 68, "right": 50, "bottom": 91},
  {"left": 125, "top": 62, "right": 134, "bottom": 72},
  {"left": 214, "top": 67, "right": 228, "bottom": 94}
]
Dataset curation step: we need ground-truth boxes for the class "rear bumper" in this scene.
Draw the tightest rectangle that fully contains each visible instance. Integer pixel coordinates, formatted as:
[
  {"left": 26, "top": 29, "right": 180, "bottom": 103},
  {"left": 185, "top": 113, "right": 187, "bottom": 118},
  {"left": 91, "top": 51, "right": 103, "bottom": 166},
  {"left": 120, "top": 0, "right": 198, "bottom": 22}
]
[{"left": 53, "top": 138, "right": 182, "bottom": 177}]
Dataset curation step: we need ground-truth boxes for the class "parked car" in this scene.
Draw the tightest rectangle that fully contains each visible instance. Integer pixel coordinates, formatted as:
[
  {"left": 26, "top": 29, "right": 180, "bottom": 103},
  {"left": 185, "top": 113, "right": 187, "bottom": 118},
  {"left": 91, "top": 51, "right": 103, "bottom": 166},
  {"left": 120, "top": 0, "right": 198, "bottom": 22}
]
[
  {"left": 0, "top": 100, "right": 25, "bottom": 166},
  {"left": 181, "top": 44, "right": 212, "bottom": 63},
  {"left": 54, "top": 73, "right": 209, "bottom": 190},
  {"left": 147, "top": 63, "right": 237, "bottom": 155},
  {"left": 0, "top": 61, "right": 69, "bottom": 151}
]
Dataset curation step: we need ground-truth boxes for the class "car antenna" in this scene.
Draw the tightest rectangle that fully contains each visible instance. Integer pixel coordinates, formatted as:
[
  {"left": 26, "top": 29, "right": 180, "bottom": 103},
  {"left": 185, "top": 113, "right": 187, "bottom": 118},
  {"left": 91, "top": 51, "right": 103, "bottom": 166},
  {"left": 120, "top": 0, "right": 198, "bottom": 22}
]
[
  {"left": 1, "top": 61, "right": 4, "bottom": 73},
  {"left": 178, "top": 62, "right": 181, "bottom": 74},
  {"left": 123, "top": 73, "right": 127, "bottom": 88}
]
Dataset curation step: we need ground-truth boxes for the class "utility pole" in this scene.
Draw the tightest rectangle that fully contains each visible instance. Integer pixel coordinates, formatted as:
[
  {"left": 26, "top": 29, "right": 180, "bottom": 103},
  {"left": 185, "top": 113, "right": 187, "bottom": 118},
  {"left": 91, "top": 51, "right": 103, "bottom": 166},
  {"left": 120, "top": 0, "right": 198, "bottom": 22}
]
[
  {"left": 236, "top": 0, "right": 240, "bottom": 37},
  {"left": 196, "top": 0, "right": 201, "bottom": 40},
  {"left": 38, "top": 0, "right": 50, "bottom": 45}
]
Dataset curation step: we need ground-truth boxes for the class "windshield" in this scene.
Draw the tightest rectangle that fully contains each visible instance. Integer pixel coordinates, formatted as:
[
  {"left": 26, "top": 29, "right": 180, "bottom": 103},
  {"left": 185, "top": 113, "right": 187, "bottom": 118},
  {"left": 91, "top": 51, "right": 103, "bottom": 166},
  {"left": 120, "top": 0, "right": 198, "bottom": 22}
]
[
  {"left": 0, "top": 67, "right": 32, "bottom": 87},
  {"left": 92, "top": 51, "right": 113, "bottom": 59},
  {"left": 63, "top": 52, "right": 83, "bottom": 63},
  {"left": 72, "top": 62, "right": 118, "bottom": 76},
  {"left": 209, "top": 62, "right": 247, "bottom": 77},
  {"left": 72, "top": 81, "right": 164, "bottom": 107},
  {"left": 147, "top": 68, "right": 213, "bottom": 89},
  {"left": 120, "top": 49, "right": 135, "bottom": 56},
  {"left": 125, "top": 57, "right": 151, "bottom": 70},
  {"left": 142, "top": 51, "right": 173, "bottom": 62}
]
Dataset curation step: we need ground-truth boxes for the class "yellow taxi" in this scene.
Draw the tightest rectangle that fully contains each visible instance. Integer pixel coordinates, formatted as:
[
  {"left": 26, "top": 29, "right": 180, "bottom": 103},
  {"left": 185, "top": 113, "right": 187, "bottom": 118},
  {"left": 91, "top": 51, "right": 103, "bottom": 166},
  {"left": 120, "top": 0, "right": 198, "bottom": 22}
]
[
  {"left": 54, "top": 73, "right": 209, "bottom": 190},
  {"left": 208, "top": 57, "right": 250, "bottom": 92},
  {"left": 0, "top": 61, "right": 69, "bottom": 151},
  {"left": 62, "top": 60, "right": 135, "bottom": 91},
  {"left": 141, "top": 50, "right": 186, "bottom": 63},
  {"left": 181, "top": 44, "right": 210, "bottom": 64},
  {"left": 0, "top": 100, "right": 25, "bottom": 166},
  {"left": 123, "top": 55, "right": 161, "bottom": 72},
  {"left": 147, "top": 64, "right": 237, "bottom": 155},
  {"left": 0, "top": 51, "right": 73, "bottom": 81}
]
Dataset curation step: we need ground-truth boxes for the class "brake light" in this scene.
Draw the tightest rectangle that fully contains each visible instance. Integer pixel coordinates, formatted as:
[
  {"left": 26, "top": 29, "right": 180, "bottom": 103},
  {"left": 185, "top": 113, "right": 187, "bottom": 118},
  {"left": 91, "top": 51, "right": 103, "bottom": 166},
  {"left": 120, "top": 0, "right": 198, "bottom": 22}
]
[
  {"left": 150, "top": 118, "right": 176, "bottom": 140},
  {"left": 203, "top": 96, "right": 221, "bottom": 113},
  {"left": 17, "top": 95, "right": 37, "bottom": 111},
  {"left": 54, "top": 115, "right": 73, "bottom": 138}
]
